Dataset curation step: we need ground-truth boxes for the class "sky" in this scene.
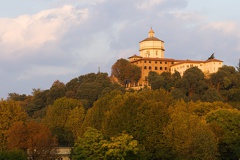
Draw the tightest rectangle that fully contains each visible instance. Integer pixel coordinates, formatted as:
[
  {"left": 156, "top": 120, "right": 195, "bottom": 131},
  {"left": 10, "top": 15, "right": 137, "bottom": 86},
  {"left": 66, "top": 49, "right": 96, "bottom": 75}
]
[{"left": 0, "top": 0, "right": 240, "bottom": 99}]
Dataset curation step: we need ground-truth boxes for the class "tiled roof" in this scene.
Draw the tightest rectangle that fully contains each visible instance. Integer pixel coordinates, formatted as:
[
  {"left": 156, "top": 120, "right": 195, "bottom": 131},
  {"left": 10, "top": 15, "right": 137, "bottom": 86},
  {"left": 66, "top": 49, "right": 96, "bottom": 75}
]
[
  {"left": 130, "top": 57, "right": 177, "bottom": 63},
  {"left": 128, "top": 54, "right": 143, "bottom": 59},
  {"left": 140, "top": 37, "right": 164, "bottom": 42},
  {"left": 171, "top": 59, "right": 223, "bottom": 66}
]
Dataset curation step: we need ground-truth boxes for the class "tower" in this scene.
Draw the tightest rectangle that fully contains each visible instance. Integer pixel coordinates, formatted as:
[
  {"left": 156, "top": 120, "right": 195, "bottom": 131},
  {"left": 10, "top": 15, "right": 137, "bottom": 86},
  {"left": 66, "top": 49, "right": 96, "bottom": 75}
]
[{"left": 139, "top": 28, "right": 165, "bottom": 58}]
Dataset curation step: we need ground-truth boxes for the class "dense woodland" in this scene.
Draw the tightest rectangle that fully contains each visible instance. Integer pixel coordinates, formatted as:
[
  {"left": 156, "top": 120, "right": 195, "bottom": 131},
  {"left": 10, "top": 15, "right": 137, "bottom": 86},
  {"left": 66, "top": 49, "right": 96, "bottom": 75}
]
[{"left": 0, "top": 58, "right": 240, "bottom": 160}]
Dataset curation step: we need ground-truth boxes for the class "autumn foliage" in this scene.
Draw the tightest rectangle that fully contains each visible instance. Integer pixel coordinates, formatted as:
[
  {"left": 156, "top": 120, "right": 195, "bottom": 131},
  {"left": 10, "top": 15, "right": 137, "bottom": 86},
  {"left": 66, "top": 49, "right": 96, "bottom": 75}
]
[
  {"left": 1, "top": 63, "right": 240, "bottom": 159},
  {"left": 7, "top": 121, "right": 57, "bottom": 160}
]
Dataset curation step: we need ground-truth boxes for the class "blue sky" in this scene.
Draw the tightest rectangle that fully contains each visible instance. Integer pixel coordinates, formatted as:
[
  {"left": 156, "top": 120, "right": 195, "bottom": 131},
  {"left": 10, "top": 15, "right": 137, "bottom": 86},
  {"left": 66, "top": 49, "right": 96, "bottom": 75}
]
[{"left": 0, "top": 0, "right": 240, "bottom": 98}]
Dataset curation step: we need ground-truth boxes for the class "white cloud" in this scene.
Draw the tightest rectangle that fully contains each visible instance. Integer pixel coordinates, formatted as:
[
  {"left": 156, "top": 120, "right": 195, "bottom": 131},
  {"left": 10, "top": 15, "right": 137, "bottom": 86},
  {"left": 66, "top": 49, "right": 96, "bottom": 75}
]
[
  {"left": 202, "top": 21, "right": 240, "bottom": 36},
  {"left": 0, "top": 5, "right": 89, "bottom": 60},
  {"left": 137, "top": 0, "right": 165, "bottom": 9}
]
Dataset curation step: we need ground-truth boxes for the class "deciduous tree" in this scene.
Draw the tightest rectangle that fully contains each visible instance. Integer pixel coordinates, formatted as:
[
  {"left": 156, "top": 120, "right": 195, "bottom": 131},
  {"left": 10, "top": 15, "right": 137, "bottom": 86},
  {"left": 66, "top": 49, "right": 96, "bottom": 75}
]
[
  {"left": 0, "top": 100, "right": 27, "bottom": 151},
  {"left": 111, "top": 58, "right": 141, "bottom": 86},
  {"left": 7, "top": 121, "right": 58, "bottom": 160},
  {"left": 206, "top": 109, "right": 240, "bottom": 160}
]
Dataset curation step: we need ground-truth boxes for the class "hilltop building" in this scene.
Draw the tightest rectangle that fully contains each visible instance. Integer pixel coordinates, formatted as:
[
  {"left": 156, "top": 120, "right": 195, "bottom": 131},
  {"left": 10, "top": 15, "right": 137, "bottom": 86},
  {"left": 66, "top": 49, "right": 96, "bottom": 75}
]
[{"left": 128, "top": 28, "right": 223, "bottom": 86}]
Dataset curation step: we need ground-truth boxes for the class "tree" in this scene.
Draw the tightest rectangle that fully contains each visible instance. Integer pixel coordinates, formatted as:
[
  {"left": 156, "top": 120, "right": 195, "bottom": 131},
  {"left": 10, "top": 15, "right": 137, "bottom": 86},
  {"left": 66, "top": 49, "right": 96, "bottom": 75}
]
[
  {"left": 72, "top": 127, "right": 106, "bottom": 160},
  {"left": 0, "top": 100, "right": 27, "bottom": 151},
  {"left": 164, "top": 101, "right": 219, "bottom": 160},
  {"left": 103, "top": 132, "right": 139, "bottom": 160},
  {"left": 202, "top": 88, "right": 223, "bottom": 102},
  {"left": 148, "top": 71, "right": 166, "bottom": 90},
  {"left": 211, "top": 66, "right": 237, "bottom": 91},
  {"left": 0, "top": 150, "right": 27, "bottom": 160},
  {"left": 210, "top": 65, "right": 240, "bottom": 102},
  {"left": 46, "top": 80, "right": 66, "bottom": 105},
  {"left": 72, "top": 128, "right": 139, "bottom": 160},
  {"left": 65, "top": 106, "right": 85, "bottom": 140},
  {"left": 7, "top": 93, "right": 27, "bottom": 101},
  {"left": 7, "top": 121, "right": 58, "bottom": 160},
  {"left": 75, "top": 72, "right": 122, "bottom": 109},
  {"left": 172, "top": 70, "right": 181, "bottom": 84},
  {"left": 133, "top": 99, "right": 172, "bottom": 159},
  {"left": 65, "top": 78, "right": 80, "bottom": 99},
  {"left": 43, "top": 97, "right": 83, "bottom": 146},
  {"left": 80, "top": 90, "right": 123, "bottom": 136},
  {"left": 111, "top": 58, "right": 141, "bottom": 86},
  {"left": 175, "top": 67, "right": 208, "bottom": 101},
  {"left": 26, "top": 89, "right": 48, "bottom": 116},
  {"left": 101, "top": 89, "right": 174, "bottom": 159},
  {"left": 206, "top": 109, "right": 240, "bottom": 160}
]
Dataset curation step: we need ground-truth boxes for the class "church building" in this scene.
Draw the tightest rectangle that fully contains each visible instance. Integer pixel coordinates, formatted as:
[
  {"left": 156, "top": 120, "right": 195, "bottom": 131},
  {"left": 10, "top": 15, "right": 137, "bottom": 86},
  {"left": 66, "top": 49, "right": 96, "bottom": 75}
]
[{"left": 128, "top": 28, "right": 223, "bottom": 86}]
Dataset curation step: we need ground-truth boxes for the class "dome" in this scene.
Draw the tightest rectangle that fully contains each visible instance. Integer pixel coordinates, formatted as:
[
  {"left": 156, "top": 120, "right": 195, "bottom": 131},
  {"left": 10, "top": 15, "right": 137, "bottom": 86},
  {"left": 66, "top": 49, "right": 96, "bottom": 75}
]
[{"left": 140, "top": 28, "right": 163, "bottom": 42}]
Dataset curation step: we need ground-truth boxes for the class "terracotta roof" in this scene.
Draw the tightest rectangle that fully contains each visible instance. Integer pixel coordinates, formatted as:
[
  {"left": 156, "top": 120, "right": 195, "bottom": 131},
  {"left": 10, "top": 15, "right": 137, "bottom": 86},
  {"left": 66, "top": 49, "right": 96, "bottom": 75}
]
[
  {"left": 130, "top": 57, "right": 177, "bottom": 63},
  {"left": 171, "top": 59, "right": 223, "bottom": 67},
  {"left": 206, "top": 58, "right": 223, "bottom": 62},
  {"left": 128, "top": 54, "right": 143, "bottom": 59},
  {"left": 140, "top": 37, "right": 163, "bottom": 42}
]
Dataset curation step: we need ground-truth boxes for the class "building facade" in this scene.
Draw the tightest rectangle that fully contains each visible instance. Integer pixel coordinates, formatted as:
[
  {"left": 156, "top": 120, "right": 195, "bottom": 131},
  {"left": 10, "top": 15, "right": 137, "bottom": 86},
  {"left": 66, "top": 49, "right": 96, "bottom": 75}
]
[{"left": 128, "top": 28, "right": 223, "bottom": 86}]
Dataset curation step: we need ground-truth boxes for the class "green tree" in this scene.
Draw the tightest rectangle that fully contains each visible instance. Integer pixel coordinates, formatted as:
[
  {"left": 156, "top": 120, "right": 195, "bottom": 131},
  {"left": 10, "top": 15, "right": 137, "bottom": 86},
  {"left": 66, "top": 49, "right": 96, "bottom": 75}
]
[
  {"left": 43, "top": 97, "right": 83, "bottom": 146},
  {"left": 0, "top": 150, "right": 27, "bottom": 160},
  {"left": 102, "top": 89, "right": 174, "bottom": 159},
  {"left": 202, "top": 88, "right": 223, "bottom": 102},
  {"left": 65, "top": 78, "right": 80, "bottom": 99},
  {"left": 75, "top": 73, "right": 122, "bottom": 109},
  {"left": 175, "top": 67, "right": 208, "bottom": 101},
  {"left": 103, "top": 132, "right": 139, "bottom": 160},
  {"left": 111, "top": 58, "right": 141, "bottom": 86},
  {"left": 172, "top": 70, "right": 181, "bottom": 84},
  {"left": 206, "top": 109, "right": 240, "bottom": 160},
  {"left": 80, "top": 90, "right": 123, "bottom": 135},
  {"left": 210, "top": 65, "right": 240, "bottom": 102},
  {"left": 65, "top": 106, "right": 85, "bottom": 140},
  {"left": 164, "top": 101, "right": 219, "bottom": 160},
  {"left": 25, "top": 88, "right": 49, "bottom": 116},
  {"left": 72, "top": 128, "right": 139, "bottom": 160},
  {"left": 133, "top": 99, "right": 172, "bottom": 159},
  {"left": 72, "top": 127, "right": 106, "bottom": 160},
  {"left": 46, "top": 80, "right": 66, "bottom": 105}
]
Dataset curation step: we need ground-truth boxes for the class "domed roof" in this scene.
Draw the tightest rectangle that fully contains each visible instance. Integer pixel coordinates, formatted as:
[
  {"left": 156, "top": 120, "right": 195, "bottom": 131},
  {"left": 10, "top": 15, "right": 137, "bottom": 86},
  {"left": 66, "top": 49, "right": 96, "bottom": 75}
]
[{"left": 140, "top": 28, "right": 163, "bottom": 42}]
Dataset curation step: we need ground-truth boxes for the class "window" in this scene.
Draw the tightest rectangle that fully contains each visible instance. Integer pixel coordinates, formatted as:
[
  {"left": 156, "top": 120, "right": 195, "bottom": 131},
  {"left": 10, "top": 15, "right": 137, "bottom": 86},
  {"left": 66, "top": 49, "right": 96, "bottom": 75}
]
[
  {"left": 155, "top": 67, "right": 158, "bottom": 70},
  {"left": 165, "top": 67, "right": 167, "bottom": 70},
  {"left": 149, "top": 61, "right": 151, "bottom": 63},
  {"left": 160, "top": 67, "right": 162, "bottom": 70},
  {"left": 144, "top": 61, "right": 146, "bottom": 63},
  {"left": 149, "top": 66, "right": 152, "bottom": 70},
  {"left": 155, "top": 61, "right": 157, "bottom": 64},
  {"left": 160, "top": 61, "right": 162, "bottom": 64},
  {"left": 144, "top": 66, "right": 147, "bottom": 69},
  {"left": 165, "top": 62, "right": 167, "bottom": 64}
]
